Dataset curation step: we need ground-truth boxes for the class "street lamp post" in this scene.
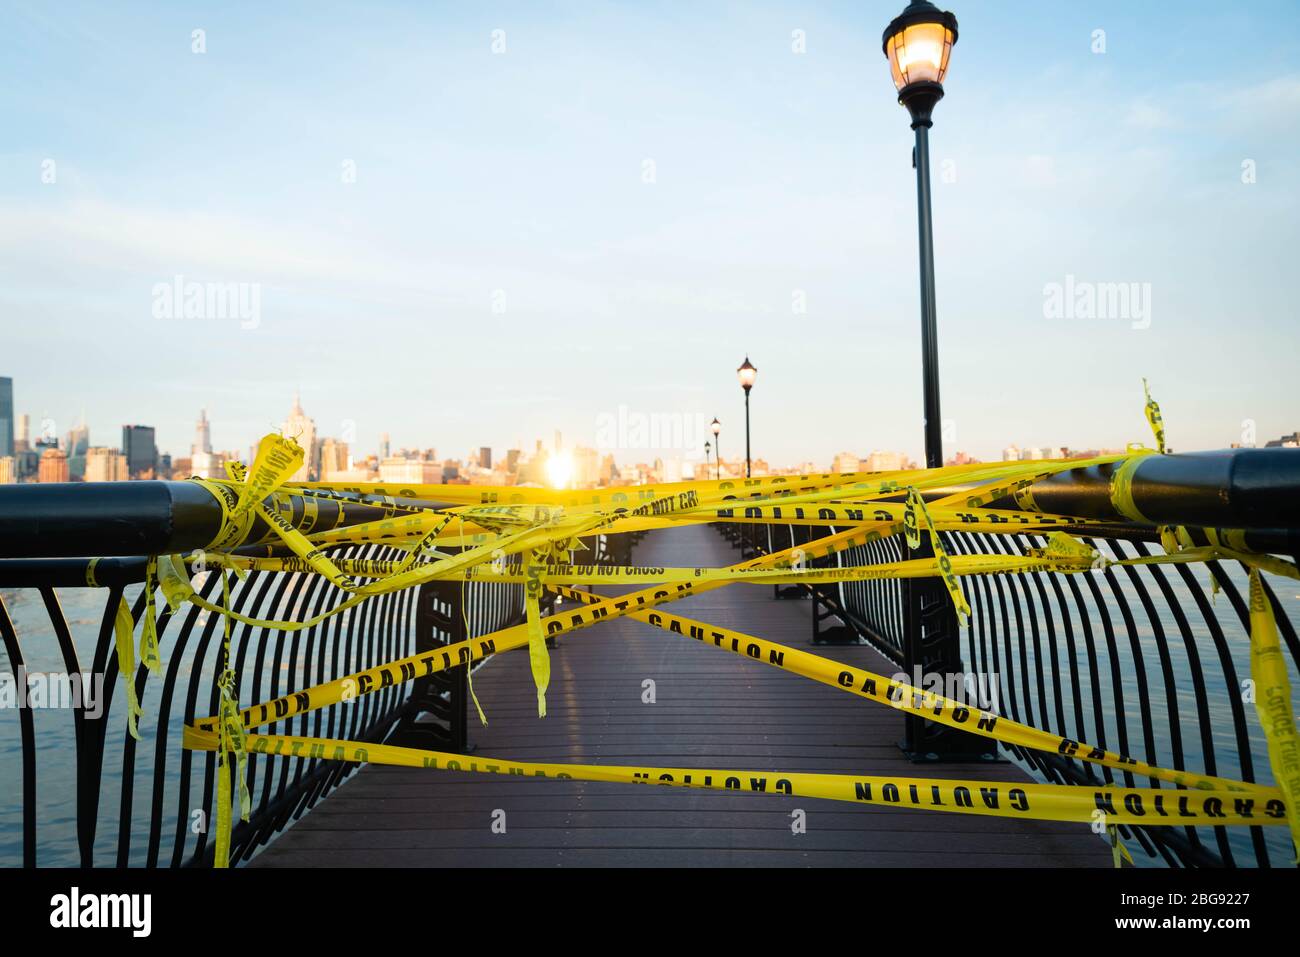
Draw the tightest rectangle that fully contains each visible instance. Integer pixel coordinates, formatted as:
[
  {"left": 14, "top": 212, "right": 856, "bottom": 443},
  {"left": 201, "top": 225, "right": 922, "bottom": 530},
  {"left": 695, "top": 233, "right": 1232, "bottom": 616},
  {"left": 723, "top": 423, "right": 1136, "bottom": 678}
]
[
  {"left": 710, "top": 418, "right": 721, "bottom": 480},
  {"left": 883, "top": 0, "right": 957, "bottom": 470},
  {"left": 882, "top": 4, "right": 987, "bottom": 763},
  {"left": 736, "top": 357, "right": 757, "bottom": 478},
  {"left": 704, "top": 440, "right": 712, "bottom": 480}
]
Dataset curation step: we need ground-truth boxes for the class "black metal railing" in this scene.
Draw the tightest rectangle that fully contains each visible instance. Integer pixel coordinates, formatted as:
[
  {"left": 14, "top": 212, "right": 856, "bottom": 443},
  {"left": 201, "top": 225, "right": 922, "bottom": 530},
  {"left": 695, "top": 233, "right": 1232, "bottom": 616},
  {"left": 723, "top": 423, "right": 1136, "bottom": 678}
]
[
  {"left": 944, "top": 527, "right": 1299, "bottom": 867},
  {"left": 0, "top": 499, "right": 645, "bottom": 868},
  {"left": 2, "top": 450, "right": 1295, "bottom": 868},
  {"left": 0, "top": 543, "right": 528, "bottom": 868},
  {"left": 715, "top": 449, "right": 1300, "bottom": 868}
]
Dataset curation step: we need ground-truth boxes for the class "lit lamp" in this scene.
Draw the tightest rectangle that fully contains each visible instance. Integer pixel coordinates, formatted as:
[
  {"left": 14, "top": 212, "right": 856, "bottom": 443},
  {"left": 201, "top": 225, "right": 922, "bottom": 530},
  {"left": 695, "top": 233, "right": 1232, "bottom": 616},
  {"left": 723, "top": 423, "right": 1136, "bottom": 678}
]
[
  {"left": 884, "top": 0, "right": 957, "bottom": 128},
  {"left": 710, "top": 417, "right": 721, "bottom": 480},
  {"left": 883, "top": 1, "right": 957, "bottom": 469},
  {"left": 736, "top": 357, "right": 757, "bottom": 478}
]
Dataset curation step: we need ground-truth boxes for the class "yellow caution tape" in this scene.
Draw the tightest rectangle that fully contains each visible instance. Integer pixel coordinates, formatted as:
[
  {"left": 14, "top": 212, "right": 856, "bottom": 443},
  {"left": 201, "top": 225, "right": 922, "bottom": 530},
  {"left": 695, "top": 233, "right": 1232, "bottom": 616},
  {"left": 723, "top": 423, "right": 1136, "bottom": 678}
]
[
  {"left": 452, "top": 552, "right": 1101, "bottom": 587},
  {"left": 68, "top": 420, "right": 1287, "bottom": 867},
  {"left": 907, "top": 484, "right": 971, "bottom": 626},
  {"left": 214, "top": 569, "right": 250, "bottom": 869},
  {"left": 524, "top": 547, "right": 551, "bottom": 717},
  {"left": 392, "top": 513, "right": 457, "bottom": 574},
  {"left": 191, "top": 478, "right": 256, "bottom": 554},
  {"left": 234, "top": 433, "right": 303, "bottom": 521},
  {"left": 1142, "top": 378, "right": 1167, "bottom": 454},
  {"left": 1115, "top": 545, "right": 1299, "bottom": 582},
  {"left": 1109, "top": 825, "right": 1134, "bottom": 867},
  {"left": 1248, "top": 569, "right": 1300, "bottom": 859},
  {"left": 112, "top": 597, "right": 143, "bottom": 740},
  {"left": 139, "top": 557, "right": 161, "bottom": 674},
  {"left": 180, "top": 727, "right": 1289, "bottom": 830},
  {"left": 903, "top": 486, "right": 923, "bottom": 550},
  {"left": 692, "top": 501, "right": 1104, "bottom": 531},
  {"left": 551, "top": 584, "right": 1266, "bottom": 794},
  {"left": 191, "top": 523, "right": 883, "bottom": 732},
  {"left": 1108, "top": 448, "right": 1156, "bottom": 524},
  {"left": 187, "top": 465, "right": 1220, "bottom": 733},
  {"left": 1034, "top": 531, "right": 1101, "bottom": 564}
]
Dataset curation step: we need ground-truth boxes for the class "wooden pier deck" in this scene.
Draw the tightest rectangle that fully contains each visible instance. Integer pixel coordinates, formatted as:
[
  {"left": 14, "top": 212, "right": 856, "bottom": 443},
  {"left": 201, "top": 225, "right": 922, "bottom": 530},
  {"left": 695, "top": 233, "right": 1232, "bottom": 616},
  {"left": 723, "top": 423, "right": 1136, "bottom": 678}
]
[{"left": 253, "top": 524, "right": 1112, "bottom": 867}]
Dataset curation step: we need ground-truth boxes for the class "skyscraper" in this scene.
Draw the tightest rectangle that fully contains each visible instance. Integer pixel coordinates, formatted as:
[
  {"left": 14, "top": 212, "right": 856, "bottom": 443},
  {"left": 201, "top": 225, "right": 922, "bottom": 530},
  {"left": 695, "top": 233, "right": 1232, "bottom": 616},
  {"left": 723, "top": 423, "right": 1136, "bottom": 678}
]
[
  {"left": 85, "top": 447, "right": 129, "bottom": 482},
  {"left": 65, "top": 415, "right": 90, "bottom": 480},
  {"left": 0, "top": 377, "right": 13, "bottom": 457},
  {"left": 190, "top": 409, "right": 225, "bottom": 479},
  {"left": 38, "top": 448, "right": 69, "bottom": 483},
  {"left": 122, "top": 425, "right": 158, "bottom": 478},
  {"left": 319, "top": 437, "right": 349, "bottom": 479},
  {"left": 279, "top": 393, "right": 317, "bottom": 481},
  {"left": 14, "top": 413, "right": 29, "bottom": 452},
  {"left": 193, "top": 409, "right": 212, "bottom": 455}
]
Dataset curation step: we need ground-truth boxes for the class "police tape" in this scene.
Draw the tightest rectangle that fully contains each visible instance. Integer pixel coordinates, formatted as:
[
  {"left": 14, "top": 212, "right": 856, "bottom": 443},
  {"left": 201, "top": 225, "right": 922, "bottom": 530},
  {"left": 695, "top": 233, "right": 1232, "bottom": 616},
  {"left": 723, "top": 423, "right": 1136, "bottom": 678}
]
[
  {"left": 183, "top": 466, "right": 1287, "bottom": 734},
  {"left": 284, "top": 456, "right": 1059, "bottom": 511},
  {"left": 1248, "top": 568, "right": 1300, "bottom": 856},
  {"left": 268, "top": 451, "right": 1118, "bottom": 549},
  {"left": 173, "top": 471, "right": 1295, "bottom": 755},
  {"left": 297, "top": 499, "right": 1110, "bottom": 550},
  {"left": 166, "top": 449, "right": 1149, "bottom": 664},
  {"left": 179, "top": 726, "right": 1289, "bottom": 830},
  {"left": 186, "top": 452, "right": 1112, "bottom": 635},
  {"left": 905, "top": 485, "right": 971, "bottom": 625},
  {"left": 93, "top": 385, "right": 1283, "bottom": 864},
  {"left": 293, "top": 460, "right": 1125, "bottom": 550},
  {"left": 549, "top": 585, "right": 1268, "bottom": 795},
  {"left": 189, "top": 523, "right": 905, "bottom": 731},
  {"left": 185, "top": 529, "right": 1268, "bottom": 803},
  {"left": 210, "top": 548, "right": 1101, "bottom": 584}
]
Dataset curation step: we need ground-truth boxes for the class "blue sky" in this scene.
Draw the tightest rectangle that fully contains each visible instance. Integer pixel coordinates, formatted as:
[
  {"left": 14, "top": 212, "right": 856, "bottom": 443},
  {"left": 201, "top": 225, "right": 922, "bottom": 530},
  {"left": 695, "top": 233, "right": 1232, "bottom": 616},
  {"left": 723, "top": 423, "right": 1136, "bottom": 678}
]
[{"left": 1, "top": 0, "right": 1297, "bottom": 466}]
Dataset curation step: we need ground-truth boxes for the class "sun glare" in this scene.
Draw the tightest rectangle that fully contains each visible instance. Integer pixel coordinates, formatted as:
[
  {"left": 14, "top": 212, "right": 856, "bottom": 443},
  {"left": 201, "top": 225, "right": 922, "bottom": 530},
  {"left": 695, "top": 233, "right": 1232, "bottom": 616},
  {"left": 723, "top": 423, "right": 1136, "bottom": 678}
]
[{"left": 545, "top": 451, "right": 574, "bottom": 488}]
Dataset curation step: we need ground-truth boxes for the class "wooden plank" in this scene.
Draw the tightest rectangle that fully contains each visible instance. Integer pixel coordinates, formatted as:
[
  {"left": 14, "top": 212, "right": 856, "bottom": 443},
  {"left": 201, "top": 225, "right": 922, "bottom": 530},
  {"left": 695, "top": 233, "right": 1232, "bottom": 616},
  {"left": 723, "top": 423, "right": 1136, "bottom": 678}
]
[
  {"left": 254, "top": 847, "right": 1105, "bottom": 868},
  {"left": 252, "top": 524, "right": 1113, "bottom": 868}
]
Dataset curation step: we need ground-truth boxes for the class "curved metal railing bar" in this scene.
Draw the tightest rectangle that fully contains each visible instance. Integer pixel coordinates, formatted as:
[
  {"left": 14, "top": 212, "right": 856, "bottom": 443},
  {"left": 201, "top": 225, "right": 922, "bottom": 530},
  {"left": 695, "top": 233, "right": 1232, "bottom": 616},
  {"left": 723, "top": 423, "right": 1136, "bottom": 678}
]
[
  {"left": 0, "top": 542, "right": 527, "bottom": 867},
  {"left": 721, "top": 519, "right": 1299, "bottom": 868}
]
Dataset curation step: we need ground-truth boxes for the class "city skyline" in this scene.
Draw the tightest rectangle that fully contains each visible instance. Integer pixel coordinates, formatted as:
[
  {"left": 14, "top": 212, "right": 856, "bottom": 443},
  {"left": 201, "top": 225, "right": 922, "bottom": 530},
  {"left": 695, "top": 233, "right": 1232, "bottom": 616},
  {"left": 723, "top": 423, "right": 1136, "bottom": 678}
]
[
  {"left": 10, "top": 377, "right": 1300, "bottom": 475},
  {"left": 3, "top": 377, "right": 1297, "bottom": 477},
  {"left": 2, "top": 3, "right": 1298, "bottom": 467},
  {"left": 5, "top": 375, "right": 1296, "bottom": 488}
]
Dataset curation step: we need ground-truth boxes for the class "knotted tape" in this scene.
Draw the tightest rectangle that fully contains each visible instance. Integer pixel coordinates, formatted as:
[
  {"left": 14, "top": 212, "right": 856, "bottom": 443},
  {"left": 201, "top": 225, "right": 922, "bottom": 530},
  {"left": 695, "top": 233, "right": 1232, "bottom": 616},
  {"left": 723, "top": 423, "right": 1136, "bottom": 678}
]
[
  {"left": 524, "top": 547, "right": 552, "bottom": 717},
  {"left": 1248, "top": 568, "right": 1300, "bottom": 861},
  {"left": 214, "top": 569, "right": 251, "bottom": 869},
  {"left": 1142, "top": 378, "right": 1166, "bottom": 454},
  {"left": 112, "top": 598, "right": 144, "bottom": 740},
  {"left": 904, "top": 486, "right": 971, "bottom": 627}
]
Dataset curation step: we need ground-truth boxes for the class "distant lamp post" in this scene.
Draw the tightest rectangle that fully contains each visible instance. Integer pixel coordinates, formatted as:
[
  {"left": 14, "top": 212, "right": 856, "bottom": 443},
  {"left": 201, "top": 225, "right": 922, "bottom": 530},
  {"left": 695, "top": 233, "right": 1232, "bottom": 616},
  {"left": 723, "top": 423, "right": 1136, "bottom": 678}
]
[
  {"left": 710, "top": 417, "right": 721, "bottom": 479},
  {"left": 736, "top": 357, "right": 757, "bottom": 478},
  {"left": 704, "top": 440, "right": 712, "bottom": 480},
  {"left": 883, "top": 0, "right": 957, "bottom": 469}
]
